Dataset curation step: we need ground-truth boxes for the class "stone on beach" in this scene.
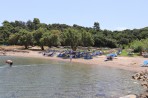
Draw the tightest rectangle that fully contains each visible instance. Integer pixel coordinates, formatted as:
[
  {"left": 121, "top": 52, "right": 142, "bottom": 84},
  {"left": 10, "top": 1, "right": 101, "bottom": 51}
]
[{"left": 119, "top": 94, "right": 137, "bottom": 98}]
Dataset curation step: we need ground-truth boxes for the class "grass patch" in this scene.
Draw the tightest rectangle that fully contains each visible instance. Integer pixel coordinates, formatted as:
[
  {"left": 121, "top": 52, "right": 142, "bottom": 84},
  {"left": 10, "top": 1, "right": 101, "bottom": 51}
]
[
  {"left": 120, "top": 49, "right": 139, "bottom": 57},
  {"left": 120, "top": 49, "right": 128, "bottom": 56}
]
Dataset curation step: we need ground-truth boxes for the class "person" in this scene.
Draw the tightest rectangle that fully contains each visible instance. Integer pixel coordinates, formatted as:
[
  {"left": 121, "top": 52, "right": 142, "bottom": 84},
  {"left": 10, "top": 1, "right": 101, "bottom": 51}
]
[
  {"left": 104, "top": 55, "right": 113, "bottom": 61},
  {"left": 70, "top": 54, "right": 73, "bottom": 62},
  {"left": 6, "top": 60, "right": 13, "bottom": 67}
]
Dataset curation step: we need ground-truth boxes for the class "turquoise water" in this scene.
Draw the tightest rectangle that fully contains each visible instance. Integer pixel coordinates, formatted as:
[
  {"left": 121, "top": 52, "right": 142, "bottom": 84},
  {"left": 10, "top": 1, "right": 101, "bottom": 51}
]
[{"left": 0, "top": 56, "right": 144, "bottom": 98}]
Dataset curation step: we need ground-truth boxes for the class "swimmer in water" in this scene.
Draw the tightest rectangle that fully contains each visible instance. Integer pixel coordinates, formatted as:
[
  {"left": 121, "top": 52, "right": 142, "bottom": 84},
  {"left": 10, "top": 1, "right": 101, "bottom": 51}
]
[{"left": 6, "top": 60, "right": 13, "bottom": 67}]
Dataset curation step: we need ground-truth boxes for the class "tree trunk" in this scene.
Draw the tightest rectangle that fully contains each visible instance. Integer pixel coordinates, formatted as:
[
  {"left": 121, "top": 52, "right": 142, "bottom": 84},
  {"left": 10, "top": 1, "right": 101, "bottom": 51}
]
[
  {"left": 41, "top": 45, "right": 44, "bottom": 50},
  {"left": 71, "top": 46, "right": 77, "bottom": 51},
  {"left": 24, "top": 44, "right": 28, "bottom": 49}
]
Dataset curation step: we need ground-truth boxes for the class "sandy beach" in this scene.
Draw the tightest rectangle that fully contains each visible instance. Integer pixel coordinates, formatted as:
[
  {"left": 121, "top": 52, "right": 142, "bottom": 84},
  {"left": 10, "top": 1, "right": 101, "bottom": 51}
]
[{"left": 2, "top": 49, "right": 147, "bottom": 72}]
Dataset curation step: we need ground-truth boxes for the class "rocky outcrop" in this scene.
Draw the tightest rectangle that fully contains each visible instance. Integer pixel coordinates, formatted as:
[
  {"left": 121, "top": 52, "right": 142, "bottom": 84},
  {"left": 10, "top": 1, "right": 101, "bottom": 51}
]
[{"left": 132, "top": 70, "right": 148, "bottom": 98}]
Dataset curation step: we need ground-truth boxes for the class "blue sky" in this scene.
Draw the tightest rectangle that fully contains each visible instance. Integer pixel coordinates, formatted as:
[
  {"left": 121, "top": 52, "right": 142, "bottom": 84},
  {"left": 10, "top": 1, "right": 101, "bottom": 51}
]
[{"left": 0, "top": 0, "right": 148, "bottom": 30}]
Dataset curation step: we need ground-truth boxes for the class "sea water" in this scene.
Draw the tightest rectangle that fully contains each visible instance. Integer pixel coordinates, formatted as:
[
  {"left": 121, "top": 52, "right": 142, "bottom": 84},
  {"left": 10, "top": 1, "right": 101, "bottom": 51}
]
[{"left": 0, "top": 56, "right": 144, "bottom": 98}]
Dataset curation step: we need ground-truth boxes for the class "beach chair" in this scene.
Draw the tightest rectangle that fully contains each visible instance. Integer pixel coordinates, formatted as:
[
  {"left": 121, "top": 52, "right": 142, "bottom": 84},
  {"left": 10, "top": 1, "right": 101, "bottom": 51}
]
[{"left": 141, "top": 60, "right": 148, "bottom": 67}]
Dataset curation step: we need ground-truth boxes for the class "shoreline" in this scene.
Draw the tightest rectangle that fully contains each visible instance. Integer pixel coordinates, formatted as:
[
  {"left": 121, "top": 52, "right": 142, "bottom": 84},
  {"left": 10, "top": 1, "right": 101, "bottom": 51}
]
[{"left": 2, "top": 50, "right": 148, "bottom": 72}]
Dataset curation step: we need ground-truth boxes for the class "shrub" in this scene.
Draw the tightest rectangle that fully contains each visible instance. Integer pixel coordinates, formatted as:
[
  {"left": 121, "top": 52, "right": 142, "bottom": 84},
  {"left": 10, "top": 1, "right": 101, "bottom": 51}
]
[{"left": 129, "top": 39, "right": 148, "bottom": 53}]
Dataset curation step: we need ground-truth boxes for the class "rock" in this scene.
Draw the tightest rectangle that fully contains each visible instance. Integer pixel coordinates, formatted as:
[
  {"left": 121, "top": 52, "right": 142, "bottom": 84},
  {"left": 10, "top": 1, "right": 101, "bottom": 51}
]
[
  {"left": 139, "top": 90, "right": 148, "bottom": 98},
  {"left": 119, "top": 94, "right": 137, "bottom": 98},
  {"left": 132, "top": 70, "right": 148, "bottom": 97}
]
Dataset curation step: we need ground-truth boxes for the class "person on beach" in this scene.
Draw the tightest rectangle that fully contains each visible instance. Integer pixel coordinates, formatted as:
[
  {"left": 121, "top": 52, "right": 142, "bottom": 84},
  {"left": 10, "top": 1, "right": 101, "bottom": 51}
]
[
  {"left": 105, "top": 55, "right": 113, "bottom": 61},
  {"left": 6, "top": 60, "right": 13, "bottom": 67},
  {"left": 70, "top": 54, "right": 73, "bottom": 62}
]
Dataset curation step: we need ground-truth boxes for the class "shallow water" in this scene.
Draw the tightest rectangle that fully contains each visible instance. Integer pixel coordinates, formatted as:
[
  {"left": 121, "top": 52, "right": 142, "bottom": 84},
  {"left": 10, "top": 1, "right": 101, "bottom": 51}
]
[{"left": 0, "top": 56, "right": 144, "bottom": 98}]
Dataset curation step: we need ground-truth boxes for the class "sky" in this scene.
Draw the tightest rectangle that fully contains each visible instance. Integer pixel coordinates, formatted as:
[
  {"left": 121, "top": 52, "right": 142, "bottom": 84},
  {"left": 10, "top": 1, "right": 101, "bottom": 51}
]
[{"left": 0, "top": 0, "right": 148, "bottom": 31}]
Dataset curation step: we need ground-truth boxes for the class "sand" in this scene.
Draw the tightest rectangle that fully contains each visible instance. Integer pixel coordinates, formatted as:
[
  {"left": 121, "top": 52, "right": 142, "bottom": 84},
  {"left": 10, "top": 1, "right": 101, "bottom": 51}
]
[{"left": 1, "top": 49, "right": 147, "bottom": 72}]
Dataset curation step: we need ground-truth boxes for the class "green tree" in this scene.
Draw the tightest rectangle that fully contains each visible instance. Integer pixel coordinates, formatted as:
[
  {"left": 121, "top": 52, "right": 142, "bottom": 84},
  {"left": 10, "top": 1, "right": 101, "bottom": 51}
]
[
  {"left": 61, "top": 28, "right": 81, "bottom": 51},
  {"left": 14, "top": 20, "right": 26, "bottom": 29},
  {"left": 104, "top": 38, "right": 117, "bottom": 48},
  {"left": 119, "top": 38, "right": 129, "bottom": 45},
  {"left": 42, "top": 30, "right": 61, "bottom": 47},
  {"left": 33, "top": 18, "right": 40, "bottom": 30},
  {"left": 50, "top": 30, "right": 61, "bottom": 47},
  {"left": 0, "top": 21, "right": 14, "bottom": 44},
  {"left": 130, "top": 38, "right": 148, "bottom": 53},
  {"left": 18, "top": 29, "right": 33, "bottom": 49},
  {"left": 81, "top": 30, "right": 94, "bottom": 47},
  {"left": 0, "top": 28, "right": 10, "bottom": 44},
  {"left": 33, "top": 28, "right": 47, "bottom": 50},
  {"left": 26, "top": 20, "right": 34, "bottom": 31},
  {"left": 93, "top": 32, "right": 106, "bottom": 47},
  {"left": 139, "top": 31, "right": 148, "bottom": 39},
  {"left": 93, "top": 22, "right": 100, "bottom": 31},
  {"left": 42, "top": 32, "right": 51, "bottom": 47},
  {"left": 8, "top": 33, "right": 20, "bottom": 45}
]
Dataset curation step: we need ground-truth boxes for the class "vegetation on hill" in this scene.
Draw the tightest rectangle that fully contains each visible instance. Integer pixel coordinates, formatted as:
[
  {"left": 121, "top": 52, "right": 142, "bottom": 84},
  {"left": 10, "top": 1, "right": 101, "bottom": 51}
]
[{"left": 0, "top": 18, "right": 148, "bottom": 52}]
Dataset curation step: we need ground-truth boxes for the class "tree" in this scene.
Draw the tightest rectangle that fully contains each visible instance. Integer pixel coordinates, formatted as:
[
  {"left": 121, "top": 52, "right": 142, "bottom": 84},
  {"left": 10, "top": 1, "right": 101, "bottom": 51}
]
[
  {"left": 93, "top": 32, "right": 106, "bottom": 47},
  {"left": 119, "top": 38, "right": 129, "bottom": 45},
  {"left": 139, "top": 31, "right": 148, "bottom": 39},
  {"left": 42, "top": 30, "right": 61, "bottom": 47},
  {"left": 0, "top": 21, "right": 13, "bottom": 45},
  {"left": 18, "top": 29, "right": 33, "bottom": 49},
  {"left": 50, "top": 30, "right": 61, "bottom": 47},
  {"left": 61, "top": 28, "right": 81, "bottom": 51},
  {"left": 81, "top": 30, "right": 94, "bottom": 47},
  {"left": 8, "top": 33, "right": 20, "bottom": 45},
  {"left": 26, "top": 20, "right": 34, "bottom": 31},
  {"left": 0, "top": 29, "right": 10, "bottom": 44},
  {"left": 93, "top": 22, "right": 100, "bottom": 31},
  {"left": 104, "top": 38, "right": 117, "bottom": 48},
  {"left": 130, "top": 38, "right": 148, "bottom": 53},
  {"left": 33, "top": 18, "right": 40, "bottom": 30},
  {"left": 1, "top": 18, "right": 148, "bottom": 49},
  {"left": 14, "top": 20, "right": 26, "bottom": 29},
  {"left": 33, "top": 28, "right": 47, "bottom": 50}
]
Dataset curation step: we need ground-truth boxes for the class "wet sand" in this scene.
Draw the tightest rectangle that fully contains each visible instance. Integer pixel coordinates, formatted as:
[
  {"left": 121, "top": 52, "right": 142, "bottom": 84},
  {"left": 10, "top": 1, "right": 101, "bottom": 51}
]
[{"left": 2, "top": 50, "right": 147, "bottom": 72}]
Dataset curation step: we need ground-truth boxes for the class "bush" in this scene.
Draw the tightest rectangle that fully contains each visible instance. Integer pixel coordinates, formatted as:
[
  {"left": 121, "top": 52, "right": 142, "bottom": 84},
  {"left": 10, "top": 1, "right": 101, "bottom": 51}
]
[
  {"left": 129, "top": 39, "right": 148, "bottom": 53},
  {"left": 134, "top": 46, "right": 144, "bottom": 53}
]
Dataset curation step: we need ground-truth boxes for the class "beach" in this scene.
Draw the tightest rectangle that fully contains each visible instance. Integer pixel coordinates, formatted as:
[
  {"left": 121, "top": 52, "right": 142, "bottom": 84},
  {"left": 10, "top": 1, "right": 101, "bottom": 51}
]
[{"left": 2, "top": 49, "right": 147, "bottom": 72}]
